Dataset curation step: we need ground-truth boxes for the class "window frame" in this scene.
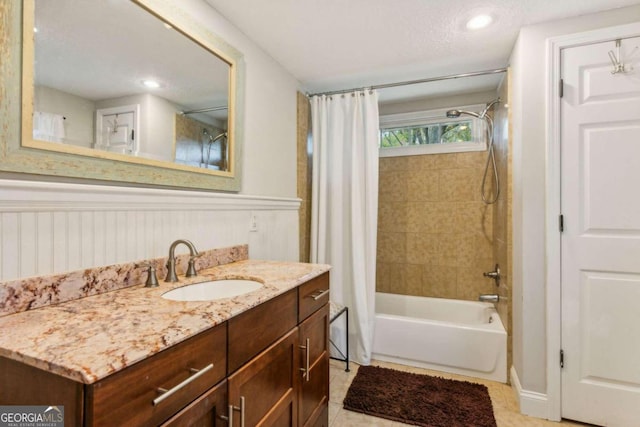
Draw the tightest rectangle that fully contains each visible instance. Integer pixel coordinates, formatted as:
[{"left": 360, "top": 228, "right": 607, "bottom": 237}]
[{"left": 379, "top": 104, "right": 487, "bottom": 157}]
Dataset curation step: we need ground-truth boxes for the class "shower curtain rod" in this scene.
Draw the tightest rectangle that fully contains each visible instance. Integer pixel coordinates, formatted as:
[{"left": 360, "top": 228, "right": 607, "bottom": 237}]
[
  {"left": 306, "top": 67, "right": 508, "bottom": 97},
  {"left": 180, "top": 105, "right": 228, "bottom": 115}
]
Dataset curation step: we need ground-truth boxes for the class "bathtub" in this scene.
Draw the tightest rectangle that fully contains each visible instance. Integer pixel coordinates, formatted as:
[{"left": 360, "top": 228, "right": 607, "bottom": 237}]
[{"left": 372, "top": 292, "right": 507, "bottom": 383}]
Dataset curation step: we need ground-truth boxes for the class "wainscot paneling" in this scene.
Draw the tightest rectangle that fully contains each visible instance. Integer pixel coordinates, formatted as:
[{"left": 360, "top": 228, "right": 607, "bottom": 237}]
[{"left": 0, "top": 180, "right": 300, "bottom": 281}]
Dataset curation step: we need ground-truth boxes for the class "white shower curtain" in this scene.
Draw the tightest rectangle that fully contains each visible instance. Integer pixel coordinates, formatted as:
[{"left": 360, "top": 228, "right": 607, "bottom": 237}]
[{"left": 310, "top": 90, "right": 379, "bottom": 365}]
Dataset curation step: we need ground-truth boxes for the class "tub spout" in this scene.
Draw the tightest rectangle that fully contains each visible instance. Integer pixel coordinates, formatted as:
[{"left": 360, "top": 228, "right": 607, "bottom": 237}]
[{"left": 479, "top": 294, "right": 500, "bottom": 303}]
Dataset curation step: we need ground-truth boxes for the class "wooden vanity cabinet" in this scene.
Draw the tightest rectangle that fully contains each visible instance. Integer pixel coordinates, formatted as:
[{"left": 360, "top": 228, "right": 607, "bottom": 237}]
[{"left": 0, "top": 273, "right": 330, "bottom": 427}]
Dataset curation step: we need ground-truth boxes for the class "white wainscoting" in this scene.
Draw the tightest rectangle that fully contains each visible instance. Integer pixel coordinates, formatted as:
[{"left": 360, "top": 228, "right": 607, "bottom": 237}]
[{"left": 0, "top": 180, "right": 300, "bottom": 282}]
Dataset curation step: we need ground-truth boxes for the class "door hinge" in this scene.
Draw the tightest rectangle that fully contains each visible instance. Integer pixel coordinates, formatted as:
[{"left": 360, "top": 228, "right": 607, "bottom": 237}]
[
  {"left": 559, "top": 214, "right": 564, "bottom": 232},
  {"left": 559, "top": 79, "right": 564, "bottom": 98},
  {"left": 560, "top": 349, "right": 564, "bottom": 368}
]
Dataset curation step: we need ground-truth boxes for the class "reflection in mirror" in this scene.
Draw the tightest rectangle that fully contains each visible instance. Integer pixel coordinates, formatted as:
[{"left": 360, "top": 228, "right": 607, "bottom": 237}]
[{"left": 31, "top": 0, "right": 232, "bottom": 172}]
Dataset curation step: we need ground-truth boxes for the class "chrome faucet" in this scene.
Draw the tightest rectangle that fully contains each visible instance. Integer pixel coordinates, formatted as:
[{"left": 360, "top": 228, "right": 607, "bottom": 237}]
[
  {"left": 483, "top": 264, "right": 501, "bottom": 286},
  {"left": 165, "top": 239, "right": 200, "bottom": 282},
  {"left": 479, "top": 294, "right": 500, "bottom": 303}
]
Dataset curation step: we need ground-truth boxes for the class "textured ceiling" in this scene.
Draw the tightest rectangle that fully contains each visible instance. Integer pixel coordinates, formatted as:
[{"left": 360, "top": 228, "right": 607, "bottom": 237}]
[
  {"left": 35, "top": 0, "right": 229, "bottom": 112},
  {"left": 205, "top": 0, "right": 640, "bottom": 98}
]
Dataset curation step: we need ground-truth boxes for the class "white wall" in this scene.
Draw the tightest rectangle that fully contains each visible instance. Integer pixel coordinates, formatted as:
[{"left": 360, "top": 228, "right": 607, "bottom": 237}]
[
  {"left": 34, "top": 85, "right": 95, "bottom": 148},
  {"left": 510, "top": 2, "right": 640, "bottom": 407},
  {"left": 1, "top": 0, "right": 302, "bottom": 281},
  {"left": 144, "top": 94, "right": 179, "bottom": 161}
]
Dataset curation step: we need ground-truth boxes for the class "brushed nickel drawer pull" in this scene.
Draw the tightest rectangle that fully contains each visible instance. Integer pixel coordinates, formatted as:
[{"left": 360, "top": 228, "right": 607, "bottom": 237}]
[
  {"left": 240, "top": 396, "right": 245, "bottom": 427},
  {"left": 308, "top": 289, "right": 329, "bottom": 300},
  {"left": 227, "top": 396, "right": 245, "bottom": 427},
  {"left": 299, "top": 338, "right": 311, "bottom": 381},
  {"left": 153, "top": 363, "right": 214, "bottom": 406}
]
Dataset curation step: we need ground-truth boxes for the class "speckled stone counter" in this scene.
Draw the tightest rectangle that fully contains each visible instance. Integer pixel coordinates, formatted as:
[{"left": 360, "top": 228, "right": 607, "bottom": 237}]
[{"left": 0, "top": 260, "right": 330, "bottom": 384}]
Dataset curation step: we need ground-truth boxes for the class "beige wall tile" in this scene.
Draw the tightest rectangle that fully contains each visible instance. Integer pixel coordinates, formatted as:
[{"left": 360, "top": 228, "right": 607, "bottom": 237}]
[
  {"left": 377, "top": 202, "right": 408, "bottom": 233},
  {"left": 406, "top": 233, "right": 438, "bottom": 265},
  {"left": 407, "top": 169, "right": 439, "bottom": 201},
  {"left": 379, "top": 156, "right": 409, "bottom": 172},
  {"left": 378, "top": 170, "right": 408, "bottom": 202},
  {"left": 407, "top": 154, "right": 436, "bottom": 170},
  {"left": 404, "top": 264, "right": 424, "bottom": 295},
  {"left": 423, "top": 265, "right": 457, "bottom": 298},
  {"left": 438, "top": 168, "right": 480, "bottom": 202},
  {"left": 430, "top": 153, "right": 459, "bottom": 169},
  {"left": 376, "top": 232, "right": 407, "bottom": 263}
]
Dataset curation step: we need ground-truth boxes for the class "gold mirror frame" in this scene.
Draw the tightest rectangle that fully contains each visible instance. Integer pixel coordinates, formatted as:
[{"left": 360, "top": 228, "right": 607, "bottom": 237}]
[{"left": 0, "top": 0, "right": 245, "bottom": 191}]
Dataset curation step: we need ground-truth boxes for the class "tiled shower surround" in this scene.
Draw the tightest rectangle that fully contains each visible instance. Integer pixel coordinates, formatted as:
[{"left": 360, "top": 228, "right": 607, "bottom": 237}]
[{"left": 376, "top": 150, "right": 497, "bottom": 300}]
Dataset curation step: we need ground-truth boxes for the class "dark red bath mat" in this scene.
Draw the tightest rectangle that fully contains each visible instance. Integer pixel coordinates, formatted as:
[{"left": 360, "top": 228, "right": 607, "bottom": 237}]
[{"left": 343, "top": 365, "right": 497, "bottom": 427}]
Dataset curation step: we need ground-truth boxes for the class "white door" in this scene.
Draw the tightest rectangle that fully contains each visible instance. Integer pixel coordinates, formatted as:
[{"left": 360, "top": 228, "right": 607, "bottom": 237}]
[
  {"left": 561, "top": 36, "right": 640, "bottom": 426},
  {"left": 95, "top": 104, "right": 139, "bottom": 154}
]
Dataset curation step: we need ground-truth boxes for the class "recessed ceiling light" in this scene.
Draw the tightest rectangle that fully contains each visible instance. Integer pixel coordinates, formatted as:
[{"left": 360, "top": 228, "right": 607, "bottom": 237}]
[
  {"left": 33, "top": 27, "right": 38, "bottom": 33},
  {"left": 466, "top": 14, "right": 493, "bottom": 30},
  {"left": 142, "top": 80, "right": 161, "bottom": 89}
]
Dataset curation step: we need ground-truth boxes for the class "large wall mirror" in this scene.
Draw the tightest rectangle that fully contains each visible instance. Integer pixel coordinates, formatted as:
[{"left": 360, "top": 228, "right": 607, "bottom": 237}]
[{"left": 0, "top": 0, "right": 244, "bottom": 191}]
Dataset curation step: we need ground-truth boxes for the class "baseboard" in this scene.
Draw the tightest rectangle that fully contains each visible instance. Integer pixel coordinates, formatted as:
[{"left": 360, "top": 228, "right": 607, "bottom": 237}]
[{"left": 510, "top": 366, "right": 550, "bottom": 419}]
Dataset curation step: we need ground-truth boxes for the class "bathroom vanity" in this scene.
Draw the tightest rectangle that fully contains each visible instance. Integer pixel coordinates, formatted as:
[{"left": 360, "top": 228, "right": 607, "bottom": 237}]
[{"left": 0, "top": 259, "right": 330, "bottom": 427}]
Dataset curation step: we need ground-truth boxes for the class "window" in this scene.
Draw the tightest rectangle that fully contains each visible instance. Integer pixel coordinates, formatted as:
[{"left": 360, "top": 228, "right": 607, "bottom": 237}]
[{"left": 379, "top": 104, "right": 486, "bottom": 157}]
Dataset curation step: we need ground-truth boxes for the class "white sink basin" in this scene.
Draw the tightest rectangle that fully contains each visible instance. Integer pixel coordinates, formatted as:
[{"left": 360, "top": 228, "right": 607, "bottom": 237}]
[{"left": 161, "top": 279, "right": 263, "bottom": 302}]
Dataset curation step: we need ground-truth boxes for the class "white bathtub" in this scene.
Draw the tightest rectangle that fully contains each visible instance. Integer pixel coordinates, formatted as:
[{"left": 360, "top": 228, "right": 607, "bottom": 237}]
[{"left": 372, "top": 292, "right": 507, "bottom": 383}]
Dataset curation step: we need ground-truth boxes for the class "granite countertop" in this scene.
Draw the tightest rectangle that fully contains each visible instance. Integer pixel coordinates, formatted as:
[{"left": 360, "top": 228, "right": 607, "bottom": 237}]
[{"left": 0, "top": 260, "right": 330, "bottom": 384}]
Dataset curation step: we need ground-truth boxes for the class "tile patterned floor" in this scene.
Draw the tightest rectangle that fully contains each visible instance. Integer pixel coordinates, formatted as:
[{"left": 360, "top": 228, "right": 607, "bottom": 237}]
[{"left": 328, "top": 359, "right": 588, "bottom": 427}]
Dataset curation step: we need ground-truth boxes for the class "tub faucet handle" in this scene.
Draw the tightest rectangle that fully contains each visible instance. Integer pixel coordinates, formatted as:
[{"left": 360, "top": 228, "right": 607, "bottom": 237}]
[{"left": 483, "top": 264, "right": 501, "bottom": 286}]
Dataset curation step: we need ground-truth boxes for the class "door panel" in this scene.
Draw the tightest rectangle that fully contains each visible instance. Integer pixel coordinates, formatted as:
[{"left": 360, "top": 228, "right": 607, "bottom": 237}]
[
  {"left": 561, "top": 36, "right": 640, "bottom": 426},
  {"left": 227, "top": 328, "right": 299, "bottom": 427}
]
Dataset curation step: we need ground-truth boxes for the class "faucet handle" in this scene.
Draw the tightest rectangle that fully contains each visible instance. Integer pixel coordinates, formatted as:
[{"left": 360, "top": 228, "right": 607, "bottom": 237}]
[
  {"left": 186, "top": 253, "right": 203, "bottom": 278},
  {"left": 139, "top": 264, "right": 159, "bottom": 288},
  {"left": 483, "top": 264, "right": 501, "bottom": 286}
]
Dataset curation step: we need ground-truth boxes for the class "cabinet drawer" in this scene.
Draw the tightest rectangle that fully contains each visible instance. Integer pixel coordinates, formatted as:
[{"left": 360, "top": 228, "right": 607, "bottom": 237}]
[
  {"left": 228, "top": 289, "right": 297, "bottom": 373},
  {"left": 86, "top": 323, "right": 227, "bottom": 427},
  {"left": 298, "top": 273, "right": 330, "bottom": 322}
]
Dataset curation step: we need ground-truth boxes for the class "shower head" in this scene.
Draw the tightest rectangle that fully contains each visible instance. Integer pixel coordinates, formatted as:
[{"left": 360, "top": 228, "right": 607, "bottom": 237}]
[
  {"left": 446, "top": 109, "right": 481, "bottom": 119},
  {"left": 446, "top": 98, "right": 501, "bottom": 120}
]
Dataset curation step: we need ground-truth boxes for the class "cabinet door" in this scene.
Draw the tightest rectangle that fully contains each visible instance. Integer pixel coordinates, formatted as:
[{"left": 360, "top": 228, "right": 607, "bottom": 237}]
[
  {"left": 228, "top": 328, "right": 299, "bottom": 427},
  {"left": 298, "top": 304, "right": 329, "bottom": 427},
  {"left": 161, "top": 380, "right": 227, "bottom": 427}
]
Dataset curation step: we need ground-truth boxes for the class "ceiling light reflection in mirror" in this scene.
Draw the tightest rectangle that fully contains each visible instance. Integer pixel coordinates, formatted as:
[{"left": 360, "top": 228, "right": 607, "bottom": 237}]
[{"left": 31, "top": 0, "right": 232, "bottom": 172}]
